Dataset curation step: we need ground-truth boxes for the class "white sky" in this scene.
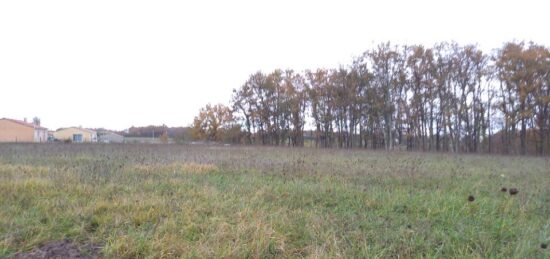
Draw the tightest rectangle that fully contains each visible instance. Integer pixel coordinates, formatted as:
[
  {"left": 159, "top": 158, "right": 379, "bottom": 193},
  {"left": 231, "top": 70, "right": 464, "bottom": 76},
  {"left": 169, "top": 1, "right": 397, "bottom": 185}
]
[{"left": 1, "top": 0, "right": 549, "bottom": 130}]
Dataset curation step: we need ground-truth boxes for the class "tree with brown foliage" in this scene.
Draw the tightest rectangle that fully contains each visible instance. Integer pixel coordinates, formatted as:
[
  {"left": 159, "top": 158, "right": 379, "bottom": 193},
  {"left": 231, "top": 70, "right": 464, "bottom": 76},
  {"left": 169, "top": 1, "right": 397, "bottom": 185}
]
[
  {"left": 192, "top": 104, "right": 237, "bottom": 142},
  {"left": 217, "top": 41, "right": 550, "bottom": 155}
]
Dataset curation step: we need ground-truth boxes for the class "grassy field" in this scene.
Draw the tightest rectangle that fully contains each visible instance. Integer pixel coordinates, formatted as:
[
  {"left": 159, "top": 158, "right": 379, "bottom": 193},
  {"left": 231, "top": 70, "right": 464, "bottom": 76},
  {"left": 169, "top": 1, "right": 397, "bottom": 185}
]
[{"left": 0, "top": 144, "right": 549, "bottom": 258}]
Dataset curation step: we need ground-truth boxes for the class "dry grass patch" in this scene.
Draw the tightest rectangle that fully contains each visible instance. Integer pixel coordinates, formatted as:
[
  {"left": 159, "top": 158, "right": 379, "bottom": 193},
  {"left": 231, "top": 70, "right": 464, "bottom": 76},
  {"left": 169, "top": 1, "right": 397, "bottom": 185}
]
[
  {"left": 0, "top": 163, "right": 51, "bottom": 177},
  {"left": 126, "top": 162, "right": 219, "bottom": 175}
]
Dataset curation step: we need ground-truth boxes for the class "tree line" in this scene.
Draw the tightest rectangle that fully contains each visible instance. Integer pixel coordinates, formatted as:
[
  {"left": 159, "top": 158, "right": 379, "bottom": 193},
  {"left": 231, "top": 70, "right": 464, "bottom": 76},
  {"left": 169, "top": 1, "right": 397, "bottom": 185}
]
[{"left": 192, "top": 41, "right": 550, "bottom": 155}]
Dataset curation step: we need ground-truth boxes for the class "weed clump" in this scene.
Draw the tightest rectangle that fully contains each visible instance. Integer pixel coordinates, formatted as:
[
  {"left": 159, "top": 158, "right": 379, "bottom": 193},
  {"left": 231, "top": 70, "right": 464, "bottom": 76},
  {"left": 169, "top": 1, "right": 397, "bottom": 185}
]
[{"left": 85, "top": 219, "right": 100, "bottom": 233}]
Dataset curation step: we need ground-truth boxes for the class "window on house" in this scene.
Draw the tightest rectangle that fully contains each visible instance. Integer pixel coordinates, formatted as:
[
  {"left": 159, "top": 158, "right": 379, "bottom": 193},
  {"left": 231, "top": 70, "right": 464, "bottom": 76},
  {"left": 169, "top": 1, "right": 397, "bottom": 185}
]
[{"left": 73, "top": 134, "right": 83, "bottom": 143}]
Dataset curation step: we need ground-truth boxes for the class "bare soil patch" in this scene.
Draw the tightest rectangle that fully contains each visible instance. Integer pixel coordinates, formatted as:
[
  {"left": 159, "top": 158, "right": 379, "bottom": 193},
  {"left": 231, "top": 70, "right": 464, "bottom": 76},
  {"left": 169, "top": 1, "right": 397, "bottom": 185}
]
[{"left": 12, "top": 240, "right": 101, "bottom": 259}]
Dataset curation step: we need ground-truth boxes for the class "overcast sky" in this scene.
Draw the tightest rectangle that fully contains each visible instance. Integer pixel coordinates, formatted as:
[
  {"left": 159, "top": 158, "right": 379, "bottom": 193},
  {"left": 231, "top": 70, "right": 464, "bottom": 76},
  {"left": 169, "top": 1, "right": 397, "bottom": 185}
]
[{"left": 1, "top": 0, "right": 549, "bottom": 130}]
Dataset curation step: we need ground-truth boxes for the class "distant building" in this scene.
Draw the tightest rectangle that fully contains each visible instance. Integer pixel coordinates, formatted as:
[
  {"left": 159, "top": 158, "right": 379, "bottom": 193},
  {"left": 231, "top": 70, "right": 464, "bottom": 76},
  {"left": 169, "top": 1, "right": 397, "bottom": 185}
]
[
  {"left": 47, "top": 131, "right": 55, "bottom": 142},
  {"left": 0, "top": 118, "right": 48, "bottom": 143},
  {"left": 54, "top": 127, "right": 97, "bottom": 143},
  {"left": 98, "top": 131, "right": 124, "bottom": 143}
]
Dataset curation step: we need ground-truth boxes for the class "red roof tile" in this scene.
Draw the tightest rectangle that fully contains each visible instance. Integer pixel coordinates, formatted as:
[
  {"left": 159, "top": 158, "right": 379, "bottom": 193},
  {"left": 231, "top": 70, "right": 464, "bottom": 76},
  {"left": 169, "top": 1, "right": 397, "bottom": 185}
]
[{"left": 0, "top": 118, "right": 48, "bottom": 130}]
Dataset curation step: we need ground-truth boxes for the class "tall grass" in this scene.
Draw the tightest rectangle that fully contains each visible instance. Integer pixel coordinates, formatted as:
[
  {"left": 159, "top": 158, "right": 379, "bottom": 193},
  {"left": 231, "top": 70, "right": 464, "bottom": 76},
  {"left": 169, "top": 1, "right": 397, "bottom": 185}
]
[{"left": 0, "top": 144, "right": 549, "bottom": 258}]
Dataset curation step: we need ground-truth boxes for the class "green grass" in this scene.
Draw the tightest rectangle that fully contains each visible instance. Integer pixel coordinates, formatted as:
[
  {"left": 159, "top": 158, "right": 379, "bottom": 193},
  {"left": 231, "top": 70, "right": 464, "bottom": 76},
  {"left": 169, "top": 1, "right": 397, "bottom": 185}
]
[{"left": 0, "top": 144, "right": 549, "bottom": 258}]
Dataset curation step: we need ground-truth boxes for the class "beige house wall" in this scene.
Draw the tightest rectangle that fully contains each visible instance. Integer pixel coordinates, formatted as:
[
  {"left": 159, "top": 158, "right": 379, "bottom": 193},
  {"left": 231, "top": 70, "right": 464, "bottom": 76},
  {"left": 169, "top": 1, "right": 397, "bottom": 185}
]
[
  {"left": 0, "top": 119, "right": 35, "bottom": 142},
  {"left": 53, "top": 128, "right": 97, "bottom": 143}
]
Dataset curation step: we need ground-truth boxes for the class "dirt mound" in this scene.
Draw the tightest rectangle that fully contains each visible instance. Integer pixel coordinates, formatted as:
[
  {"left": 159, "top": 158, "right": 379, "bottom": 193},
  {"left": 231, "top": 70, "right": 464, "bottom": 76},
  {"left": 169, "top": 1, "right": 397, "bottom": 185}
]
[{"left": 12, "top": 239, "right": 101, "bottom": 259}]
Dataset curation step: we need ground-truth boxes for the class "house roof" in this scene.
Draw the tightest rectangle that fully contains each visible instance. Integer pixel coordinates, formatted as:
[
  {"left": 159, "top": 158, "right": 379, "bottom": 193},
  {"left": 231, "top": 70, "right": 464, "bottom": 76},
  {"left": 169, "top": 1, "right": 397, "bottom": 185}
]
[
  {"left": 56, "top": 127, "right": 97, "bottom": 134},
  {"left": 0, "top": 118, "right": 47, "bottom": 130}
]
